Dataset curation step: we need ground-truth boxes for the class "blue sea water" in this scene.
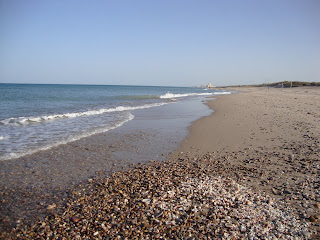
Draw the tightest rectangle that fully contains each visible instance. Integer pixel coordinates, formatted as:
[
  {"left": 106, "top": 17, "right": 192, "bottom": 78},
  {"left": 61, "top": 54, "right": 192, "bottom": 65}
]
[{"left": 0, "top": 83, "right": 230, "bottom": 160}]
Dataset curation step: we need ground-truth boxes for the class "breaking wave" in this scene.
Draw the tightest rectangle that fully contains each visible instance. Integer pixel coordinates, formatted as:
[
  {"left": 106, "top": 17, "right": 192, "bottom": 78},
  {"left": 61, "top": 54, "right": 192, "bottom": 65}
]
[
  {"left": 0, "top": 103, "right": 167, "bottom": 126},
  {"left": 0, "top": 113, "right": 135, "bottom": 161},
  {"left": 160, "top": 91, "right": 231, "bottom": 99},
  {"left": 213, "top": 91, "right": 232, "bottom": 95}
]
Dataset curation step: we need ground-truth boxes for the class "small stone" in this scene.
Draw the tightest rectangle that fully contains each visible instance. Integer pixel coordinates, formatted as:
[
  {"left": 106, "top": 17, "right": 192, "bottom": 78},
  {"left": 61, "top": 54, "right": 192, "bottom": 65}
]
[
  {"left": 142, "top": 199, "right": 151, "bottom": 205},
  {"left": 203, "top": 208, "right": 211, "bottom": 216},
  {"left": 271, "top": 188, "right": 280, "bottom": 195},
  {"left": 225, "top": 223, "right": 234, "bottom": 229},
  {"left": 154, "top": 210, "right": 163, "bottom": 218},
  {"left": 315, "top": 202, "right": 320, "bottom": 209},
  {"left": 309, "top": 216, "right": 317, "bottom": 222},
  {"left": 46, "top": 203, "right": 56, "bottom": 210},
  {"left": 240, "top": 225, "right": 246, "bottom": 232},
  {"left": 71, "top": 215, "right": 81, "bottom": 223},
  {"left": 283, "top": 189, "right": 291, "bottom": 194}
]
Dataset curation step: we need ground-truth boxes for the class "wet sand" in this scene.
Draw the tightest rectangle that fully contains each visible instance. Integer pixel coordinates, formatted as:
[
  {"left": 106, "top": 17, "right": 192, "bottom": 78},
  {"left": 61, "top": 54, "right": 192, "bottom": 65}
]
[{"left": 1, "top": 86, "right": 320, "bottom": 238}]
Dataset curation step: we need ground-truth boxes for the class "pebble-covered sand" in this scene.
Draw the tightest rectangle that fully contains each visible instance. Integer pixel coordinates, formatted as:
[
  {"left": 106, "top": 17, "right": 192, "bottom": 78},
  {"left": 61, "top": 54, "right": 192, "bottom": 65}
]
[
  {"left": 3, "top": 156, "right": 314, "bottom": 239},
  {"left": 1, "top": 86, "right": 319, "bottom": 239}
]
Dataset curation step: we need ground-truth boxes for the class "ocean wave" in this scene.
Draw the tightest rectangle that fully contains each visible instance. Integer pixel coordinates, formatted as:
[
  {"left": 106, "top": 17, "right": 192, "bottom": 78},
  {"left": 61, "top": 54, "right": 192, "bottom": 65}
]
[
  {"left": 0, "top": 103, "right": 166, "bottom": 126},
  {"left": 160, "top": 93, "right": 211, "bottom": 99},
  {"left": 160, "top": 91, "right": 231, "bottom": 99},
  {"left": 213, "top": 91, "right": 231, "bottom": 95},
  {"left": 0, "top": 113, "right": 134, "bottom": 161}
]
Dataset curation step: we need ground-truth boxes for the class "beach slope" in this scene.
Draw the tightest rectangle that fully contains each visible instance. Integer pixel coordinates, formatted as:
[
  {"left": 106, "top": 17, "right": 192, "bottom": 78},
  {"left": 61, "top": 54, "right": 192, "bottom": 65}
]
[
  {"left": 171, "top": 86, "right": 320, "bottom": 237},
  {"left": 3, "top": 86, "right": 320, "bottom": 239}
]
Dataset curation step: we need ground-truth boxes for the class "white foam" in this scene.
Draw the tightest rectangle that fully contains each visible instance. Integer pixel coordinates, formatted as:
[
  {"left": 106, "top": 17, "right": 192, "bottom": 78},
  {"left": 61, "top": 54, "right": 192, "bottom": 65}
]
[
  {"left": 0, "top": 136, "right": 9, "bottom": 141},
  {"left": 160, "top": 92, "right": 213, "bottom": 99},
  {"left": 160, "top": 91, "right": 231, "bottom": 99},
  {"left": 213, "top": 91, "right": 231, "bottom": 95},
  {"left": 0, "top": 102, "right": 166, "bottom": 126},
  {"left": 0, "top": 113, "right": 135, "bottom": 161}
]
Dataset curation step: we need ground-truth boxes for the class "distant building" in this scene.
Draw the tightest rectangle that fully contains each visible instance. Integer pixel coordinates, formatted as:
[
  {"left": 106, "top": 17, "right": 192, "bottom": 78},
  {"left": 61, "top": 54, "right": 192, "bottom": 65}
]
[{"left": 207, "top": 83, "right": 215, "bottom": 88}]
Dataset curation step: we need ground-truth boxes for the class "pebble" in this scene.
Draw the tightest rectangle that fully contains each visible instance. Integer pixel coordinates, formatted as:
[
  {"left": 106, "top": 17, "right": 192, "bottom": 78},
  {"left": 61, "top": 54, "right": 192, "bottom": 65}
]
[
  {"left": 309, "top": 216, "right": 317, "bottom": 222},
  {"left": 272, "top": 188, "right": 280, "bottom": 195},
  {"left": 4, "top": 159, "right": 313, "bottom": 239},
  {"left": 2, "top": 138, "right": 319, "bottom": 239},
  {"left": 46, "top": 203, "right": 56, "bottom": 210}
]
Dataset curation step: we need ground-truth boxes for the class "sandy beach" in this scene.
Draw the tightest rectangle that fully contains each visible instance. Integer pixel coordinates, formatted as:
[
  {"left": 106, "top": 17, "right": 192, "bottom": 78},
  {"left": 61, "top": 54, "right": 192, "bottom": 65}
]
[
  {"left": 172, "top": 86, "right": 320, "bottom": 238},
  {"left": 1, "top": 86, "right": 319, "bottom": 239}
]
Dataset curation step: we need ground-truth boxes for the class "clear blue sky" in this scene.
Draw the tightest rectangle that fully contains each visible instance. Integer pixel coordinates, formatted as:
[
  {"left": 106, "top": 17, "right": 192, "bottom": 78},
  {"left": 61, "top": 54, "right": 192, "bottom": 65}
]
[{"left": 1, "top": 0, "right": 319, "bottom": 86}]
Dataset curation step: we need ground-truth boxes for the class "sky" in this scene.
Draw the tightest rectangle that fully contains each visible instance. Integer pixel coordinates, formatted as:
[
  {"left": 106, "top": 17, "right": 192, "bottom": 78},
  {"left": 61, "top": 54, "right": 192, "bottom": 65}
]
[{"left": 0, "top": 0, "right": 319, "bottom": 87}]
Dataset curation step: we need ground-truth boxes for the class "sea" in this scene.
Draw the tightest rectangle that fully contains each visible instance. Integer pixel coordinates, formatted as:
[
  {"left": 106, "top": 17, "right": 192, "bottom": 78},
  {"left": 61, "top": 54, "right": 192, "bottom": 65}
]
[{"left": 0, "top": 83, "right": 231, "bottom": 161}]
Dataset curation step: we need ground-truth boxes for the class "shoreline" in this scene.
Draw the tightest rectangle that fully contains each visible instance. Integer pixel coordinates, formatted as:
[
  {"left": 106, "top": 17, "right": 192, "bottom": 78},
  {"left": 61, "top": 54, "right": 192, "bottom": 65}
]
[
  {"left": 2, "top": 86, "right": 320, "bottom": 238},
  {"left": 0, "top": 96, "right": 212, "bottom": 232}
]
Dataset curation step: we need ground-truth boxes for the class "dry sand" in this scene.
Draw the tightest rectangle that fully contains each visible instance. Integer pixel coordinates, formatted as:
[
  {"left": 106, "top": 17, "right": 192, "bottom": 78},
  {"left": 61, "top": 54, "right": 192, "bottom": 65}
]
[
  {"left": 172, "top": 86, "right": 319, "bottom": 157},
  {"left": 171, "top": 86, "right": 320, "bottom": 237},
  {"left": 2, "top": 86, "right": 320, "bottom": 239}
]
